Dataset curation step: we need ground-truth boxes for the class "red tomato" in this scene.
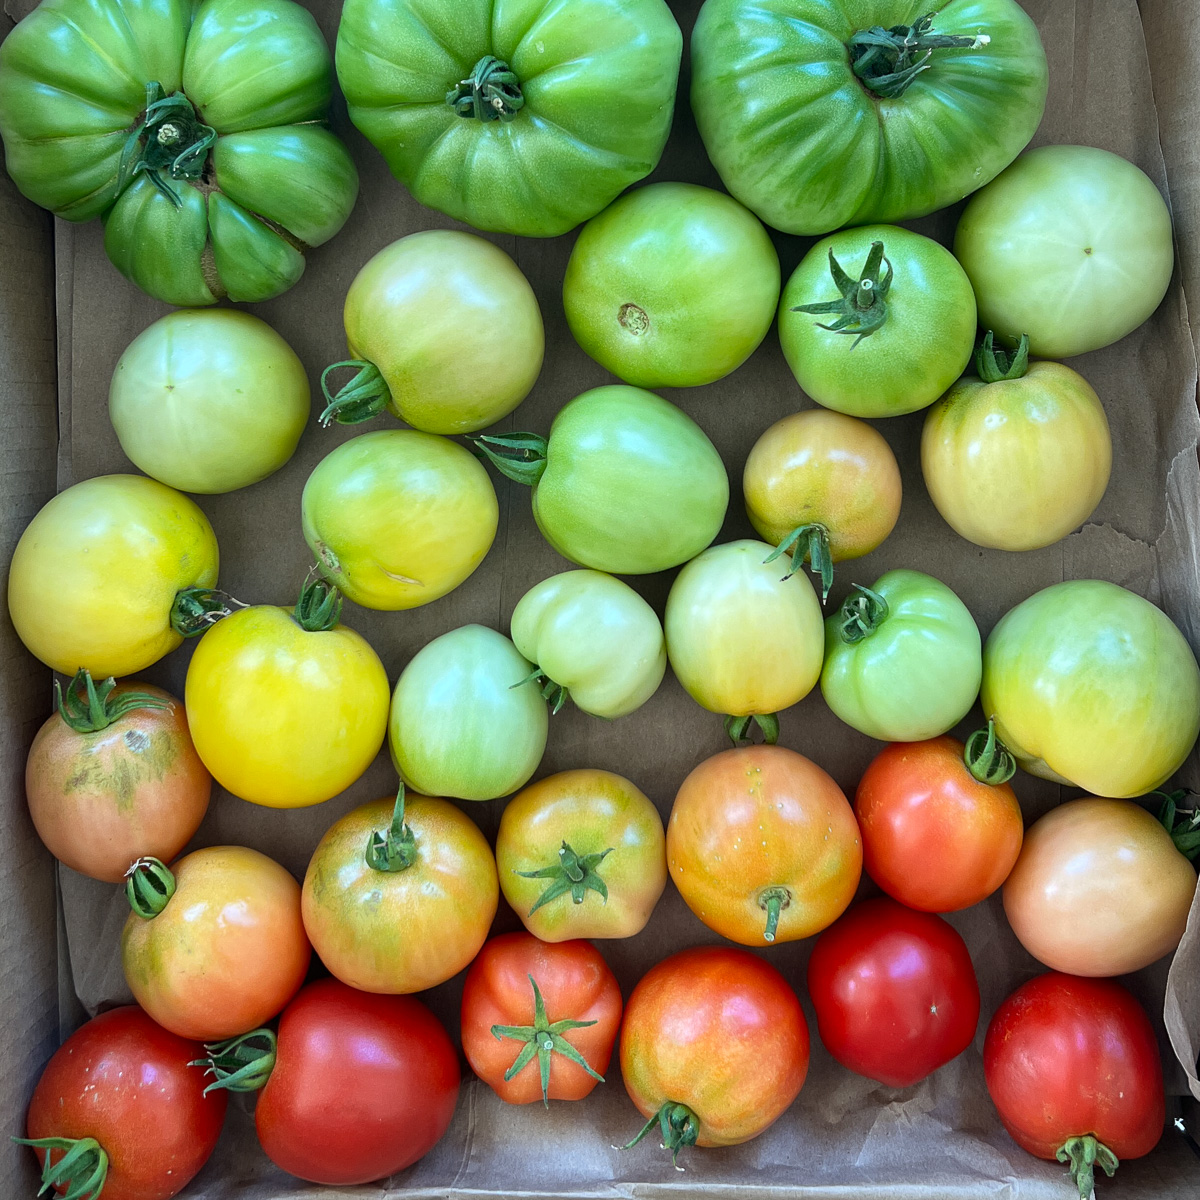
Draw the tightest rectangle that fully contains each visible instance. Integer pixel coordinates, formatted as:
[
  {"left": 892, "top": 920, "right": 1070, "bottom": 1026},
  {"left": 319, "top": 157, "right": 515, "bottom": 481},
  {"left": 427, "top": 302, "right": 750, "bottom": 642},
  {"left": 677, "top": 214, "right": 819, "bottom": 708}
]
[
  {"left": 854, "top": 728, "right": 1024, "bottom": 911},
  {"left": 984, "top": 972, "right": 1164, "bottom": 1199},
  {"left": 460, "top": 932, "right": 622, "bottom": 1106},
  {"left": 806, "top": 898, "right": 980, "bottom": 1088},
  {"left": 21, "top": 1007, "right": 226, "bottom": 1200}
]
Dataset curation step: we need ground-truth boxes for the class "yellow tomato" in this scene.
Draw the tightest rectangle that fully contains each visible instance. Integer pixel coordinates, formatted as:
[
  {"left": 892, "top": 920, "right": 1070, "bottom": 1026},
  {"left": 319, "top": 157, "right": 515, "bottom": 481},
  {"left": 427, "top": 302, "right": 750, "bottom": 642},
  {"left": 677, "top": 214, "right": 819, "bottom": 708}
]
[{"left": 8, "top": 474, "right": 219, "bottom": 677}]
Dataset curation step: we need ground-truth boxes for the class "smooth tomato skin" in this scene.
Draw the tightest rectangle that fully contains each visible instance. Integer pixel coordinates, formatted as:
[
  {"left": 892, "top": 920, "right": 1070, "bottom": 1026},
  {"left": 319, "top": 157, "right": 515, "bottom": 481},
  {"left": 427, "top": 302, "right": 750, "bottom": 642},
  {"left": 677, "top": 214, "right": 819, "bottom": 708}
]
[
  {"left": 854, "top": 737, "right": 1023, "bottom": 912},
  {"left": 8, "top": 474, "right": 219, "bottom": 678},
  {"left": 620, "top": 946, "right": 809, "bottom": 1148},
  {"left": 121, "top": 846, "right": 311, "bottom": 1041},
  {"left": 185, "top": 604, "right": 389, "bottom": 809},
  {"left": 983, "top": 973, "right": 1164, "bottom": 1162},
  {"left": 25, "top": 1007, "right": 226, "bottom": 1200},
  {"left": 807, "top": 898, "right": 980, "bottom": 1088},
  {"left": 461, "top": 933, "right": 622, "bottom": 1105},
  {"left": 302, "top": 793, "right": 499, "bottom": 993},
  {"left": 496, "top": 769, "right": 667, "bottom": 941},
  {"left": 256, "top": 979, "right": 459, "bottom": 1186},
  {"left": 667, "top": 746, "right": 861, "bottom": 945},
  {"left": 1002, "top": 798, "right": 1196, "bottom": 977}
]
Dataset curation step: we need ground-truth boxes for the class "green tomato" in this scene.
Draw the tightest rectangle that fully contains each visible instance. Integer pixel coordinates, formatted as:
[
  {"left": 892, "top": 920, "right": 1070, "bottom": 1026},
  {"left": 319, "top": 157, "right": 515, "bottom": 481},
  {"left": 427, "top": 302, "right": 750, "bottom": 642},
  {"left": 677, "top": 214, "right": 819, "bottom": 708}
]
[
  {"left": 981, "top": 581, "right": 1200, "bottom": 797},
  {"left": 109, "top": 309, "right": 309, "bottom": 494},
  {"left": 821, "top": 569, "right": 982, "bottom": 741},
  {"left": 335, "top": 0, "right": 682, "bottom": 237},
  {"left": 690, "top": 0, "right": 1048, "bottom": 236},
  {"left": 0, "top": 0, "right": 358, "bottom": 305},
  {"left": 510, "top": 570, "right": 666, "bottom": 720},
  {"left": 954, "top": 145, "right": 1175, "bottom": 359},
  {"left": 562, "top": 182, "right": 780, "bottom": 387},
  {"left": 389, "top": 625, "right": 549, "bottom": 802},
  {"left": 476, "top": 386, "right": 728, "bottom": 575},
  {"left": 779, "top": 226, "right": 976, "bottom": 418}
]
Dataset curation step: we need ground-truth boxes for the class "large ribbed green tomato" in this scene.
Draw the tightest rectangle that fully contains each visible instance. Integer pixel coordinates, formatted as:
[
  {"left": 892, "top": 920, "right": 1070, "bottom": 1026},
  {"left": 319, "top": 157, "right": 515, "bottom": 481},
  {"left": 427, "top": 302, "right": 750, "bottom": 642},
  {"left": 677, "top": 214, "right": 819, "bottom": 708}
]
[
  {"left": 982, "top": 581, "right": 1200, "bottom": 797},
  {"left": 690, "top": 0, "right": 1048, "bottom": 236}
]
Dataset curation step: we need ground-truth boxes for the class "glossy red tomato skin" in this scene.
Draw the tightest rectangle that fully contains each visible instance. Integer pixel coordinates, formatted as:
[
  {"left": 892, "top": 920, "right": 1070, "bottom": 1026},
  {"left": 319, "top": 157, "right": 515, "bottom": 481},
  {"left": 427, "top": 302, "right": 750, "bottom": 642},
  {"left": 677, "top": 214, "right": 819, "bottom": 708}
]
[
  {"left": 807, "top": 898, "right": 980, "bottom": 1088},
  {"left": 255, "top": 979, "right": 460, "bottom": 1185},
  {"left": 983, "top": 972, "right": 1164, "bottom": 1162},
  {"left": 25, "top": 1007, "right": 226, "bottom": 1200}
]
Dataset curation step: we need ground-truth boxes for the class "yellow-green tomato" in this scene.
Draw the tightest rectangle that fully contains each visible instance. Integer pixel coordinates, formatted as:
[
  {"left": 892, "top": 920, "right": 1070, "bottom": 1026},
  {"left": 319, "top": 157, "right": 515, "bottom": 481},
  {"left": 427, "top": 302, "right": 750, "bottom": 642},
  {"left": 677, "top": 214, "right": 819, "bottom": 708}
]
[
  {"left": 109, "top": 309, "right": 309, "bottom": 494},
  {"left": 390, "top": 625, "right": 549, "bottom": 802},
  {"left": 510, "top": 570, "right": 665, "bottom": 719},
  {"left": 8, "top": 474, "right": 219, "bottom": 677},
  {"left": 981, "top": 580, "right": 1200, "bottom": 796},
  {"left": 665, "top": 540, "right": 824, "bottom": 723},
  {"left": 302, "top": 430, "right": 498, "bottom": 611}
]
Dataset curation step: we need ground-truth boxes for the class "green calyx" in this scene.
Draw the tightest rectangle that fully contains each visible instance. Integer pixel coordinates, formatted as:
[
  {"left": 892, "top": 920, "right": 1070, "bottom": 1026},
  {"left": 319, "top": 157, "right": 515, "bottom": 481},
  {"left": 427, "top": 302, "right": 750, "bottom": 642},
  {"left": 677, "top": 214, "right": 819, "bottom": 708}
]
[
  {"left": 366, "top": 785, "right": 419, "bottom": 873},
  {"left": 518, "top": 841, "right": 612, "bottom": 915},
  {"left": 622, "top": 1101, "right": 701, "bottom": 1169},
  {"left": 964, "top": 719, "right": 1017, "bottom": 785},
  {"left": 1056, "top": 1134, "right": 1119, "bottom": 1200},
  {"left": 472, "top": 433, "right": 549, "bottom": 487},
  {"left": 319, "top": 360, "right": 392, "bottom": 427},
  {"left": 1155, "top": 788, "right": 1200, "bottom": 861},
  {"left": 169, "top": 587, "right": 240, "bottom": 638},
  {"left": 54, "top": 668, "right": 169, "bottom": 734},
  {"left": 848, "top": 14, "right": 990, "bottom": 99},
  {"left": 976, "top": 331, "right": 1031, "bottom": 383},
  {"left": 512, "top": 667, "right": 570, "bottom": 716},
  {"left": 125, "top": 857, "right": 176, "bottom": 919},
  {"left": 758, "top": 886, "right": 791, "bottom": 943},
  {"left": 191, "top": 1029, "right": 278, "bottom": 1096},
  {"left": 836, "top": 585, "right": 889, "bottom": 643},
  {"left": 293, "top": 576, "right": 343, "bottom": 632},
  {"left": 724, "top": 713, "right": 780, "bottom": 746},
  {"left": 116, "top": 82, "right": 218, "bottom": 208},
  {"left": 764, "top": 524, "right": 834, "bottom": 602},
  {"left": 491, "top": 974, "right": 604, "bottom": 1107},
  {"left": 792, "top": 241, "right": 894, "bottom": 346},
  {"left": 13, "top": 1135, "right": 109, "bottom": 1200},
  {"left": 447, "top": 56, "right": 525, "bottom": 122}
]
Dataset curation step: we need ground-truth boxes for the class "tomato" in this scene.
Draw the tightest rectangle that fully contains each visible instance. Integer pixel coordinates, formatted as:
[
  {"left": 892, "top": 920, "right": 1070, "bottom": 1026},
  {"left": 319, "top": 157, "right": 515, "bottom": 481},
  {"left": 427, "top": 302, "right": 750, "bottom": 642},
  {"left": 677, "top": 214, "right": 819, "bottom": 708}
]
[
  {"left": 302, "top": 787, "right": 499, "bottom": 993},
  {"left": 854, "top": 726, "right": 1023, "bottom": 912},
  {"left": 26, "top": 671, "right": 210, "bottom": 884},
  {"left": 743, "top": 409, "right": 902, "bottom": 601},
  {"left": 562, "top": 182, "right": 780, "bottom": 388},
  {"left": 984, "top": 973, "right": 1164, "bottom": 1199},
  {"left": 807, "top": 898, "right": 980, "bottom": 1088},
  {"left": 461, "top": 933, "right": 622, "bottom": 1106},
  {"left": 691, "top": 0, "right": 1047, "bottom": 235},
  {"left": 821, "top": 569, "right": 982, "bottom": 742},
  {"left": 19, "top": 1007, "right": 226, "bottom": 1200},
  {"left": 955, "top": 146, "right": 1175, "bottom": 358},
  {"left": 667, "top": 745, "right": 861, "bottom": 945},
  {"left": 921, "top": 334, "right": 1112, "bottom": 550},
  {"left": 496, "top": 769, "right": 666, "bottom": 941},
  {"left": 509, "top": 570, "right": 665, "bottom": 719},
  {"left": 620, "top": 947, "right": 809, "bottom": 1164},
  {"left": 121, "top": 847, "right": 310, "bottom": 1042},
  {"left": 389, "top": 624, "right": 548, "bottom": 802},
  {"left": 665, "top": 540, "right": 824, "bottom": 738},
  {"left": 1002, "top": 796, "right": 1197, "bottom": 977},
  {"left": 478, "top": 386, "right": 728, "bottom": 575},
  {"left": 109, "top": 310, "right": 309, "bottom": 494},
  {"left": 778, "top": 226, "right": 976, "bottom": 418},
  {"left": 981, "top": 580, "right": 1200, "bottom": 796},
  {"left": 320, "top": 231, "right": 544, "bottom": 433},
  {"left": 0, "top": 0, "right": 357, "bottom": 304},
  {"left": 302, "top": 430, "right": 498, "bottom": 611},
  {"left": 336, "top": 0, "right": 682, "bottom": 236},
  {"left": 8, "top": 474, "right": 220, "bottom": 678},
  {"left": 185, "top": 580, "right": 389, "bottom": 809}
]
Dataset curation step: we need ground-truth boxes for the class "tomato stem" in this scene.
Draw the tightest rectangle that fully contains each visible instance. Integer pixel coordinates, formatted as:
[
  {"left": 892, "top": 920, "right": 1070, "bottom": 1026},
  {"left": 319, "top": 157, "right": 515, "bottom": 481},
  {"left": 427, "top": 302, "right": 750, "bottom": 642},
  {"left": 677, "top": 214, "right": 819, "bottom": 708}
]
[
  {"left": 1154, "top": 788, "right": 1200, "bottom": 861},
  {"left": 791, "top": 241, "right": 893, "bottom": 347},
  {"left": 293, "top": 575, "right": 343, "bottom": 632},
  {"left": 170, "top": 586, "right": 242, "bottom": 638},
  {"left": 191, "top": 1029, "right": 277, "bottom": 1095},
  {"left": 724, "top": 713, "right": 780, "bottom": 746},
  {"left": 124, "top": 857, "right": 176, "bottom": 919},
  {"left": 848, "top": 14, "right": 990, "bottom": 99},
  {"left": 116, "top": 82, "right": 218, "bottom": 208},
  {"left": 366, "top": 784, "right": 419, "bottom": 873},
  {"left": 472, "top": 433, "right": 549, "bottom": 487},
  {"left": 319, "top": 360, "right": 392, "bottom": 426},
  {"left": 1056, "top": 1134, "right": 1119, "bottom": 1199},
  {"left": 963, "top": 719, "right": 1017, "bottom": 785},
  {"left": 764, "top": 524, "right": 834, "bottom": 602},
  {"left": 758, "top": 886, "right": 791, "bottom": 942},
  {"left": 511, "top": 667, "right": 570, "bottom": 715},
  {"left": 621, "top": 1101, "right": 700, "bottom": 1169},
  {"left": 517, "top": 841, "right": 613, "bottom": 914},
  {"left": 54, "top": 668, "right": 169, "bottom": 734},
  {"left": 447, "top": 56, "right": 525, "bottom": 122},
  {"left": 976, "top": 331, "right": 1031, "bottom": 382},
  {"left": 836, "top": 585, "right": 889, "bottom": 643},
  {"left": 13, "top": 1135, "right": 109, "bottom": 1200}
]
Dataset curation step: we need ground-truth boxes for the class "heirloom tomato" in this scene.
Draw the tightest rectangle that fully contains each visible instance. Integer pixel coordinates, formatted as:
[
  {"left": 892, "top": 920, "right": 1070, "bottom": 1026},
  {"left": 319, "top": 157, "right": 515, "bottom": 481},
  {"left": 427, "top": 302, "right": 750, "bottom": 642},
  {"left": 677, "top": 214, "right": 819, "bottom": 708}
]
[
  {"left": 984, "top": 973, "right": 1164, "bottom": 1199},
  {"left": 620, "top": 947, "right": 809, "bottom": 1164},
  {"left": 496, "top": 769, "right": 666, "bottom": 942},
  {"left": 461, "top": 933, "right": 622, "bottom": 1106},
  {"left": 336, "top": 0, "right": 682, "bottom": 236},
  {"left": 667, "top": 745, "right": 861, "bottom": 945},
  {"left": 779, "top": 226, "right": 976, "bottom": 418},
  {"left": 691, "top": 0, "right": 1047, "bottom": 235},
  {"left": 981, "top": 580, "right": 1200, "bottom": 796},
  {"left": 302, "top": 787, "right": 498, "bottom": 994},
  {"left": 956, "top": 146, "right": 1175, "bottom": 358},
  {"left": 821, "top": 569, "right": 982, "bottom": 742},
  {"left": 320, "top": 231, "right": 543, "bottom": 433},
  {"left": 477, "top": 386, "right": 728, "bottom": 575},
  {"left": 8, "top": 474, "right": 219, "bottom": 678},
  {"left": 26, "top": 670, "right": 210, "bottom": 884},
  {"left": 20, "top": 1007, "right": 225, "bottom": 1200}
]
